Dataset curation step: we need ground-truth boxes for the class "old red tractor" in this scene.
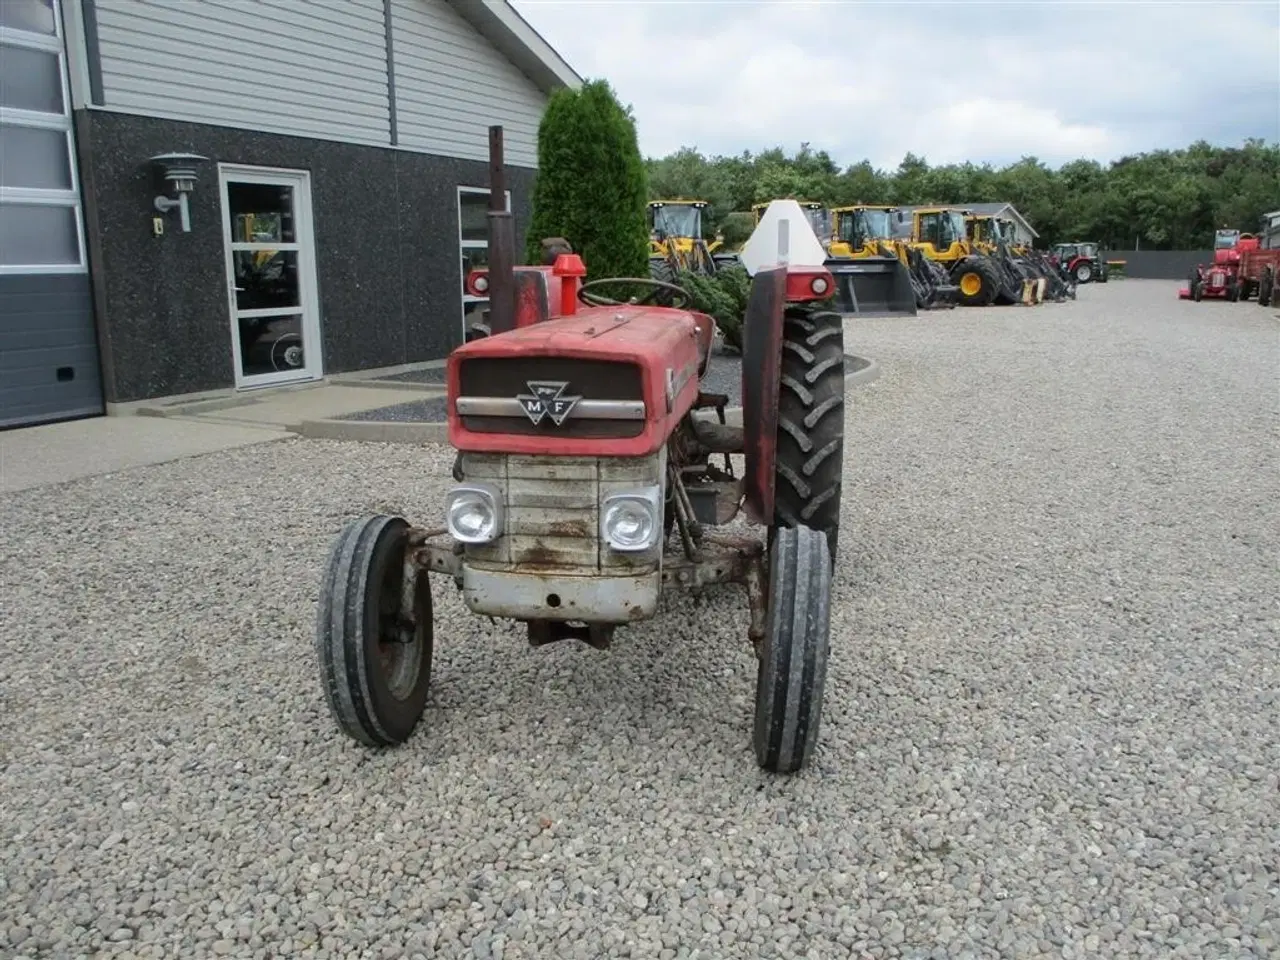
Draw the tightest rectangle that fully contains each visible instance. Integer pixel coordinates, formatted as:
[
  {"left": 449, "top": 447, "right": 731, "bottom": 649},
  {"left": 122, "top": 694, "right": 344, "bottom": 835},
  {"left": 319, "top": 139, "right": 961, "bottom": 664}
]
[
  {"left": 313, "top": 128, "right": 846, "bottom": 773},
  {"left": 1178, "top": 228, "right": 1278, "bottom": 302}
]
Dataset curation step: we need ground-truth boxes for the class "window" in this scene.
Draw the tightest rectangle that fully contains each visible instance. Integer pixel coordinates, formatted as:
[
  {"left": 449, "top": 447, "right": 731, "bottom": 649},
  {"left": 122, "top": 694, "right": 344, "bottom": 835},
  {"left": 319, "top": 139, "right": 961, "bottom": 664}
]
[
  {"left": 0, "top": 0, "right": 84, "bottom": 274},
  {"left": 457, "top": 186, "right": 511, "bottom": 339}
]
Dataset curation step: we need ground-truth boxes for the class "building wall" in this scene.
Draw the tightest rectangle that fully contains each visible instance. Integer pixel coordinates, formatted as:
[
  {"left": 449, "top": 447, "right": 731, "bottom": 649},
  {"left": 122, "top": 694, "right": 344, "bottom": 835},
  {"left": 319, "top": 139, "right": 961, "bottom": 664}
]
[
  {"left": 76, "top": 110, "right": 533, "bottom": 403},
  {"left": 390, "top": 0, "right": 545, "bottom": 166},
  {"left": 1103, "top": 250, "right": 1214, "bottom": 280},
  {"left": 87, "top": 0, "right": 547, "bottom": 164}
]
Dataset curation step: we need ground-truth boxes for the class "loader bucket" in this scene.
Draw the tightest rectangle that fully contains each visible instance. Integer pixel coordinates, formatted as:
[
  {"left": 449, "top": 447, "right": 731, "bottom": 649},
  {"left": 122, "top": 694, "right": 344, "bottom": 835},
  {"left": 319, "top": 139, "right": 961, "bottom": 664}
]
[{"left": 825, "top": 256, "right": 918, "bottom": 317}]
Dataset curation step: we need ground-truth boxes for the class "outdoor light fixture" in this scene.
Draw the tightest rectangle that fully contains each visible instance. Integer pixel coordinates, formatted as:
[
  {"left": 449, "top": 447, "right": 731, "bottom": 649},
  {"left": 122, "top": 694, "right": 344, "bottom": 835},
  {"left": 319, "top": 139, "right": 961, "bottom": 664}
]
[{"left": 149, "top": 152, "right": 209, "bottom": 233}]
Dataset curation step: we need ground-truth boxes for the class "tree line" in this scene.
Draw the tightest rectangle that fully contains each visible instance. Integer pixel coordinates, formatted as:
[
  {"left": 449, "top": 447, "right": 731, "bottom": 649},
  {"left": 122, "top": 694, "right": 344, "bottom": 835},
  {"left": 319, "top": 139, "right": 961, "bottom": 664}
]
[{"left": 643, "top": 139, "right": 1280, "bottom": 251}]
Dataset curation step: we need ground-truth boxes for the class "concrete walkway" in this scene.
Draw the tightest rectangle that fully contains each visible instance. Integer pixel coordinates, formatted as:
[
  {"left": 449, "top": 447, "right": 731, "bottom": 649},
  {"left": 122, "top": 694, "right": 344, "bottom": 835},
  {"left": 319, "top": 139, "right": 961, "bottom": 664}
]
[{"left": 0, "top": 416, "right": 288, "bottom": 495}]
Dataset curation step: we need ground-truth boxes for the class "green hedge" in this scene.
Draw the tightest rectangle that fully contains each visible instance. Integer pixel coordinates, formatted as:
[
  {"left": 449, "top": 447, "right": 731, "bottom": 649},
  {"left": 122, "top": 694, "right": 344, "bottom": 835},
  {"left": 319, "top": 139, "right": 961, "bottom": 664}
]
[{"left": 524, "top": 80, "right": 649, "bottom": 279}]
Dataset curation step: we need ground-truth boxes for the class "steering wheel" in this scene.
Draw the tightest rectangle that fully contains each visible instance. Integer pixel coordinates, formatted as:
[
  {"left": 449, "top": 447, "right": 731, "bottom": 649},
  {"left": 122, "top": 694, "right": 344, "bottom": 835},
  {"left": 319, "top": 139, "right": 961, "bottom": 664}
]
[{"left": 577, "top": 277, "right": 691, "bottom": 310}]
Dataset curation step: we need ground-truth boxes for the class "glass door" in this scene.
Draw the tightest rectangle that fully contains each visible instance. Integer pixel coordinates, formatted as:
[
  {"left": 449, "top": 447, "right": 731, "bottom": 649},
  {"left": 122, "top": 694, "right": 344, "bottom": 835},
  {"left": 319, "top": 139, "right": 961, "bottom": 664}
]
[{"left": 218, "top": 166, "right": 322, "bottom": 388}]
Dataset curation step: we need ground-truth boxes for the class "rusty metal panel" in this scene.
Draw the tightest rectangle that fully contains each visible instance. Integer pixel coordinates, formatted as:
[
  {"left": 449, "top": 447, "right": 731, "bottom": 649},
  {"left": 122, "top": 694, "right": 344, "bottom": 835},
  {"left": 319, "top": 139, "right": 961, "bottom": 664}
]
[
  {"left": 505, "top": 508, "right": 595, "bottom": 540},
  {"left": 508, "top": 478, "right": 596, "bottom": 511},
  {"left": 509, "top": 534, "right": 597, "bottom": 570},
  {"left": 506, "top": 456, "right": 599, "bottom": 481},
  {"left": 462, "top": 568, "right": 662, "bottom": 623},
  {"left": 598, "top": 452, "right": 663, "bottom": 484},
  {"left": 460, "top": 452, "right": 506, "bottom": 480}
]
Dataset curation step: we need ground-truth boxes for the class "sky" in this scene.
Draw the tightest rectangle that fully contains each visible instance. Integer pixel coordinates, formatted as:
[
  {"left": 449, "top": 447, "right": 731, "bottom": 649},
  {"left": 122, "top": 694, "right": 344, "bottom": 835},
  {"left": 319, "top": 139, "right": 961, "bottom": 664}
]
[{"left": 510, "top": 0, "right": 1280, "bottom": 171}]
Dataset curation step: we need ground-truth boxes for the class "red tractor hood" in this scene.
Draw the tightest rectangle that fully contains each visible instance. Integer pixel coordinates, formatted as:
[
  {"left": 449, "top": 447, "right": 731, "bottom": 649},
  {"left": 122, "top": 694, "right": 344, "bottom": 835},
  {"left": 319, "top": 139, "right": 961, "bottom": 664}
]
[{"left": 446, "top": 304, "right": 707, "bottom": 457}]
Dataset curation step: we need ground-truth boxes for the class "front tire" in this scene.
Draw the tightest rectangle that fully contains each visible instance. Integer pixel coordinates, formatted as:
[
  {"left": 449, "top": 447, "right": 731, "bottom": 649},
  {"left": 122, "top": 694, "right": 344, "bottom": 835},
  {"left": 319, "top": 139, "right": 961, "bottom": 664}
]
[
  {"left": 315, "top": 515, "right": 433, "bottom": 747},
  {"left": 952, "top": 257, "right": 999, "bottom": 306},
  {"left": 753, "top": 525, "right": 832, "bottom": 774},
  {"left": 774, "top": 307, "right": 844, "bottom": 562}
]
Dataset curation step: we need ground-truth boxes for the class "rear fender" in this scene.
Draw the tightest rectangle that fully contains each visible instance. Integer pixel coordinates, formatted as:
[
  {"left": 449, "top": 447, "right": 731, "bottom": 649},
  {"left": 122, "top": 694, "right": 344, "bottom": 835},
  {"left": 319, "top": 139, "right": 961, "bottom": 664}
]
[{"left": 740, "top": 266, "right": 787, "bottom": 525}]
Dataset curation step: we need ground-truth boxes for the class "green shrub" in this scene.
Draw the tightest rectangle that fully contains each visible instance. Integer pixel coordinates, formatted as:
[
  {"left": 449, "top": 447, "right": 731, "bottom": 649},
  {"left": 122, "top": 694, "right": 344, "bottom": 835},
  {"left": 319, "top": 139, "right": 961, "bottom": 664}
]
[
  {"left": 524, "top": 79, "right": 649, "bottom": 279},
  {"left": 717, "top": 212, "right": 757, "bottom": 250},
  {"left": 677, "top": 264, "right": 752, "bottom": 352}
]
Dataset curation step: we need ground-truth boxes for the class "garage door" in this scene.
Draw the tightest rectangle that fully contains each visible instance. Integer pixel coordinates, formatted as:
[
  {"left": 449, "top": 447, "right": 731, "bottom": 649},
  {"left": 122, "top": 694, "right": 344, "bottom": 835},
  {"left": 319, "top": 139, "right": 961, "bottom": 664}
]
[{"left": 0, "top": 0, "right": 103, "bottom": 429}]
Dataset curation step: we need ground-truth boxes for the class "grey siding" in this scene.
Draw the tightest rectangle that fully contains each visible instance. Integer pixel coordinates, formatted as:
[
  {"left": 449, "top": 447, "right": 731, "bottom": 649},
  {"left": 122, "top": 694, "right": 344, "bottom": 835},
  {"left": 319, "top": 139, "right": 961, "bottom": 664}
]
[
  {"left": 0, "top": 274, "right": 103, "bottom": 428},
  {"left": 390, "top": 0, "right": 545, "bottom": 166},
  {"left": 92, "top": 0, "right": 392, "bottom": 146}
]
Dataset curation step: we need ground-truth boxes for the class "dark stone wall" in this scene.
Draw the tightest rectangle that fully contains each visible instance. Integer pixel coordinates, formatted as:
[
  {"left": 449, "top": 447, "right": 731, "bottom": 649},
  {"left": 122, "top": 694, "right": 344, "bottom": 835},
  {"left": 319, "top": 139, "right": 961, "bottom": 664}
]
[
  {"left": 1103, "top": 250, "right": 1215, "bottom": 280},
  {"left": 74, "top": 110, "right": 534, "bottom": 403}
]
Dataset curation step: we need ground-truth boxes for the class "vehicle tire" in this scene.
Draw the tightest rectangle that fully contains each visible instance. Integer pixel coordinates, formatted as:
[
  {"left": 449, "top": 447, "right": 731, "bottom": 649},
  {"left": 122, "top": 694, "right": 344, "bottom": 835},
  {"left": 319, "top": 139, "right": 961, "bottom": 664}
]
[
  {"left": 774, "top": 307, "right": 844, "bottom": 563},
  {"left": 1227, "top": 281, "right": 1239, "bottom": 302},
  {"left": 1259, "top": 265, "right": 1275, "bottom": 306},
  {"left": 315, "top": 515, "right": 433, "bottom": 748},
  {"left": 1097, "top": 263, "right": 1109, "bottom": 283},
  {"left": 753, "top": 524, "right": 831, "bottom": 774},
  {"left": 952, "top": 256, "right": 999, "bottom": 307},
  {"left": 1237, "top": 278, "right": 1252, "bottom": 301},
  {"left": 1073, "top": 261, "right": 1093, "bottom": 283}
]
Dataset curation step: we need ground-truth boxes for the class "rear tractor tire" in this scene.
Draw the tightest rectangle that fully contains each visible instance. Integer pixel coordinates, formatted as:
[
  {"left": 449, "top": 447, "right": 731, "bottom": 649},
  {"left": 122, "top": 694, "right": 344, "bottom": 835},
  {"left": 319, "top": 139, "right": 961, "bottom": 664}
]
[
  {"left": 1073, "top": 261, "right": 1094, "bottom": 283},
  {"left": 774, "top": 307, "right": 844, "bottom": 563},
  {"left": 1258, "top": 265, "right": 1275, "bottom": 307},
  {"left": 753, "top": 524, "right": 832, "bottom": 774},
  {"left": 952, "top": 257, "right": 1000, "bottom": 307},
  {"left": 315, "top": 515, "right": 434, "bottom": 748}
]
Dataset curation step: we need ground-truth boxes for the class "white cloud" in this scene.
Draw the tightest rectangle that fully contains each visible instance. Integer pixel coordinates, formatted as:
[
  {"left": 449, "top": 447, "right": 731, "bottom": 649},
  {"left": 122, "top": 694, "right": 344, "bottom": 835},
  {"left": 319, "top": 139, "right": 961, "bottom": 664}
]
[{"left": 512, "top": 0, "right": 1280, "bottom": 169}]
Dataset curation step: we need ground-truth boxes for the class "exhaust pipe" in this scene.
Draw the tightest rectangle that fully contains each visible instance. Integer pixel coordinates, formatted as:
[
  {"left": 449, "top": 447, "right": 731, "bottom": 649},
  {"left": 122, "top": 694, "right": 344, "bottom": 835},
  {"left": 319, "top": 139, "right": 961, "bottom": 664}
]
[{"left": 485, "top": 125, "right": 516, "bottom": 335}]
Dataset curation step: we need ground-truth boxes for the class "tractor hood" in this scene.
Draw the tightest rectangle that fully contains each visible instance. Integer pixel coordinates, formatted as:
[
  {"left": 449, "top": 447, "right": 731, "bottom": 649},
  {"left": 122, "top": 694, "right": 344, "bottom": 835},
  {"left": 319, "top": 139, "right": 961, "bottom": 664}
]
[{"left": 445, "top": 305, "right": 707, "bottom": 458}]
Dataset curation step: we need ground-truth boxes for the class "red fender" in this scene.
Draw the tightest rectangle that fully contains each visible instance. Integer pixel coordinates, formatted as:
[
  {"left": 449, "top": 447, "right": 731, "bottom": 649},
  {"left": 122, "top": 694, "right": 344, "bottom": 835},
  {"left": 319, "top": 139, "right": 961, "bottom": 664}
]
[{"left": 739, "top": 266, "right": 788, "bottom": 525}]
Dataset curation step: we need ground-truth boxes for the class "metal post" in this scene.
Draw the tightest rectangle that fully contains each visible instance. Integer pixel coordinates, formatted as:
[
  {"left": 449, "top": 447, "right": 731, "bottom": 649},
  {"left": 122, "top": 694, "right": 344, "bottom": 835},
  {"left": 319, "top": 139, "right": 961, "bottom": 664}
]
[{"left": 486, "top": 125, "right": 516, "bottom": 336}]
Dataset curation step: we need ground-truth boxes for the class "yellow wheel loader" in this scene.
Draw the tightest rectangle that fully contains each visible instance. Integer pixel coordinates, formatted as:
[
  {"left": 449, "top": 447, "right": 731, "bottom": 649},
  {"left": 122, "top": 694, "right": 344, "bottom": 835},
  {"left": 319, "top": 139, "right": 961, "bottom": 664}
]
[
  {"left": 895, "top": 207, "right": 1012, "bottom": 307},
  {"left": 647, "top": 199, "right": 724, "bottom": 280},
  {"left": 966, "top": 214, "right": 1070, "bottom": 303},
  {"left": 752, "top": 201, "right": 830, "bottom": 244},
  {"left": 824, "top": 205, "right": 956, "bottom": 315}
]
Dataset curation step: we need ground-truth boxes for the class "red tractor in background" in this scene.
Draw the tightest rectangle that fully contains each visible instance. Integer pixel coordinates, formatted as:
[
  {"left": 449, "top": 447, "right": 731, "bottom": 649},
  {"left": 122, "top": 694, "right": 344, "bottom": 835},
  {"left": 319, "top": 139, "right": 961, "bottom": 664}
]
[
  {"left": 313, "top": 128, "right": 848, "bottom": 774},
  {"left": 1050, "top": 241, "right": 1109, "bottom": 284},
  {"left": 1180, "top": 227, "right": 1280, "bottom": 305}
]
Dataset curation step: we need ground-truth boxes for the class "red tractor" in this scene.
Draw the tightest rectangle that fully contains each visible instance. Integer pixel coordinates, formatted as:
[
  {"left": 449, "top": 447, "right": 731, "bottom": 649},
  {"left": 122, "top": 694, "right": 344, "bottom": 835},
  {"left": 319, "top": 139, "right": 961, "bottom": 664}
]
[
  {"left": 313, "top": 129, "right": 846, "bottom": 774},
  {"left": 1179, "top": 228, "right": 1270, "bottom": 302}
]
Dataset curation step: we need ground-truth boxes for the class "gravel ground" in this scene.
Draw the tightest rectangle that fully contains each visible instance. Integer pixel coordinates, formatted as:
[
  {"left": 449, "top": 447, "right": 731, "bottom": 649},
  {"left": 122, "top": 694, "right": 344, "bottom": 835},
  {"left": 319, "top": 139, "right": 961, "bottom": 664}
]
[
  {"left": 344, "top": 354, "right": 869, "bottom": 422},
  {"left": 2, "top": 279, "right": 1277, "bottom": 959}
]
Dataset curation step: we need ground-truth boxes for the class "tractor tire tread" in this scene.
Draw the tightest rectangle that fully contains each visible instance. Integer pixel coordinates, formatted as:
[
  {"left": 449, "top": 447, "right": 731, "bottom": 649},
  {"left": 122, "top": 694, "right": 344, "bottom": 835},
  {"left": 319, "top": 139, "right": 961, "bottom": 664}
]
[
  {"left": 774, "top": 308, "right": 844, "bottom": 560},
  {"left": 314, "top": 514, "right": 432, "bottom": 749},
  {"left": 753, "top": 525, "right": 831, "bottom": 773}
]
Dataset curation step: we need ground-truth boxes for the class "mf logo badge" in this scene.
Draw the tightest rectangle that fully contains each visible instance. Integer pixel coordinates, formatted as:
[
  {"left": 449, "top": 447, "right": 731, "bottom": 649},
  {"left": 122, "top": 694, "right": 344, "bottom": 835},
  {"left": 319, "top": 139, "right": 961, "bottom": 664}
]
[{"left": 516, "top": 380, "right": 581, "bottom": 427}]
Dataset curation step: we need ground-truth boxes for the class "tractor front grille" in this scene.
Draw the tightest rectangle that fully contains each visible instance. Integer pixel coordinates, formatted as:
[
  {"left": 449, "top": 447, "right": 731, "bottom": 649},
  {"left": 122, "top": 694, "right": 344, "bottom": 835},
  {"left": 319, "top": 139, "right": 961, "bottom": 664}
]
[
  {"left": 458, "top": 452, "right": 662, "bottom": 574},
  {"left": 456, "top": 356, "right": 645, "bottom": 438}
]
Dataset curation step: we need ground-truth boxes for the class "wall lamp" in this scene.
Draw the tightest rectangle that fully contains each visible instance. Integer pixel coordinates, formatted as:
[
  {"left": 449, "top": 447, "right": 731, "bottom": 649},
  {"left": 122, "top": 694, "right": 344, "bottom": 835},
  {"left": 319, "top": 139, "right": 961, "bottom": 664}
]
[{"left": 149, "top": 152, "right": 209, "bottom": 233}]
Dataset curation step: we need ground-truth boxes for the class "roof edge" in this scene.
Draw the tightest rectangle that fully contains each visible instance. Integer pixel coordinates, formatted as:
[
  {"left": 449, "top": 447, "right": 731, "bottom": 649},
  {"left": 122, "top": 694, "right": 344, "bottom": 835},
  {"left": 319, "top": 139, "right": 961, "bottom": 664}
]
[{"left": 444, "top": 0, "right": 584, "bottom": 96}]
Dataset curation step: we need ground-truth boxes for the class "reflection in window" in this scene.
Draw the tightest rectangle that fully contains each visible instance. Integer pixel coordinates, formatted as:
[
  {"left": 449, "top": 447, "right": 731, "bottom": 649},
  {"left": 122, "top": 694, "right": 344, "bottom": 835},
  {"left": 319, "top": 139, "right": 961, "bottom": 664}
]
[
  {"left": 228, "top": 183, "right": 295, "bottom": 243},
  {"left": 233, "top": 250, "right": 299, "bottom": 311},
  {"left": 238, "top": 314, "right": 305, "bottom": 377}
]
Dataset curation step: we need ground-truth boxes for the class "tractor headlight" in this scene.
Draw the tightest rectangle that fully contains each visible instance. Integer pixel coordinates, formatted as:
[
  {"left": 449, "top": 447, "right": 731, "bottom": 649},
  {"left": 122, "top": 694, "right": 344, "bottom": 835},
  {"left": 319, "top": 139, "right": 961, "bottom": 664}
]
[
  {"left": 445, "top": 483, "right": 502, "bottom": 544},
  {"left": 601, "top": 486, "right": 661, "bottom": 552},
  {"left": 810, "top": 276, "right": 830, "bottom": 295}
]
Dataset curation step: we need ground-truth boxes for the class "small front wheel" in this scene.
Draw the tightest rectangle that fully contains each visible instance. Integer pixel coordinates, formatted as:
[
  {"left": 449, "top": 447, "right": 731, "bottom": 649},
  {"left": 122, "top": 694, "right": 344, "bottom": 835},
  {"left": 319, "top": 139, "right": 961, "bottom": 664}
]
[
  {"left": 315, "top": 515, "right": 433, "bottom": 747},
  {"left": 753, "top": 525, "right": 832, "bottom": 774}
]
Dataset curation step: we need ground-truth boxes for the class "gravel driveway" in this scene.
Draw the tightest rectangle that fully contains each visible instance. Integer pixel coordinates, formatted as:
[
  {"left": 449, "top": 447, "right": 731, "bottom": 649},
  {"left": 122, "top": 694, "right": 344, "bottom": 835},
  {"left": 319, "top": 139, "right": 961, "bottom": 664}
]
[{"left": 2, "top": 280, "right": 1276, "bottom": 959}]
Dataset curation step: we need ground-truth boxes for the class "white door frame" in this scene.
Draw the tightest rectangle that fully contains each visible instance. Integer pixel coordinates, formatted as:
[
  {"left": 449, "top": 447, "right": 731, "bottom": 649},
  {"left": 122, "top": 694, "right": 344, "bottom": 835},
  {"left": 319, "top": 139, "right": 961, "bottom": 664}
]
[{"left": 217, "top": 164, "right": 323, "bottom": 389}]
